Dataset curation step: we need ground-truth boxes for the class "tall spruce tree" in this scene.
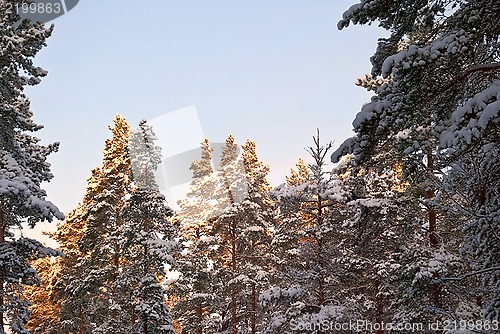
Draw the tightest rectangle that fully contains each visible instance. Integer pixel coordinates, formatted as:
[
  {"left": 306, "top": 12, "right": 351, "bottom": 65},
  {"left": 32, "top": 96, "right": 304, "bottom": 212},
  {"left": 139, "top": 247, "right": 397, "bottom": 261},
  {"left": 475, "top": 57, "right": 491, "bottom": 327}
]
[{"left": 0, "top": 2, "right": 63, "bottom": 333}]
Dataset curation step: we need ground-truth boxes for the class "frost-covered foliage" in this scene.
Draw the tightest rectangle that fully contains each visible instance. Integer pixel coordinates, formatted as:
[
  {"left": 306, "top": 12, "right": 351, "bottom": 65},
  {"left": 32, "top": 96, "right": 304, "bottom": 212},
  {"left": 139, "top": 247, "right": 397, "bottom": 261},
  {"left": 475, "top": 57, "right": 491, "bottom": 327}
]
[
  {"left": 24, "top": 257, "right": 62, "bottom": 334},
  {"left": 333, "top": 0, "right": 500, "bottom": 165},
  {"left": 174, "top": 136, "right": 275, "bottom": 334},
  {"left": 333, "top": 0, "right": 499, "bottom": 325},
  {"left": 261, "top": 131, "right": 351, "bottom": 333},
  {"left": 442, "top": 143, "right": 500, "bottom": 321},
  {"left": 0, "top": 2, "right": 63, "bottom": 333},
  {"left": 173, "top": 138, "right": 221, "bottom": 334},
  {"left": 35, "top": 117, "right": 177, "bottom": 334},
  {"left": 73, "top": 115, "right": 133, "bottom": 334},
  {"left": 176, "top": 138, "right": 217, "bottom": 238},
  {"left": 210, "top": 139, "right": 275, "bottom": 334},
  {"left": 129, "top": 119, "right": 163, "bottom": 190},
  {"left": 120, "top": 120, "right": 176, "bottom": 334}
]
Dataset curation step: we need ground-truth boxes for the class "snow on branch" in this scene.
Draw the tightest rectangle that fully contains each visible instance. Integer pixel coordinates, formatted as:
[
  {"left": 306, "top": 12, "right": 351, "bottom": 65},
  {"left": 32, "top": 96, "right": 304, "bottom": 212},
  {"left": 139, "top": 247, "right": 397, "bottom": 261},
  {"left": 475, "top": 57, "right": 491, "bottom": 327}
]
[{"left": 438, "top": 266, "right": 500, "bottom": 283}]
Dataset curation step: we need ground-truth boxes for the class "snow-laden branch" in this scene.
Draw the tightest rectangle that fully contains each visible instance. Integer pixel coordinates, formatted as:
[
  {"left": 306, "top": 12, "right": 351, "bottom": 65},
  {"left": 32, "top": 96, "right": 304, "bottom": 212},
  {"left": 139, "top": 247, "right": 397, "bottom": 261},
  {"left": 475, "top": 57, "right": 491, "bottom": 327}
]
[
  {"left": 461, "top": 62, "right": 500, "bottom": 77},
  {"left": 438, "top": 266, "right": 500, "bottom": 282},
  {"left": 436, "top": 62, "right": 500, "bottom": 96}
]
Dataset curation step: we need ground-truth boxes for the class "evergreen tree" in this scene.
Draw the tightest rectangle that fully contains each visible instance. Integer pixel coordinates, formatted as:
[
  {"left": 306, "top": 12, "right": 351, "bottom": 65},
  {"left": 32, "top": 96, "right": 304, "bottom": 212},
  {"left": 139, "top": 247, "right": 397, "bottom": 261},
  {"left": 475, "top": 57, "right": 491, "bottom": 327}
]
[
  {"left": 38, "top": 118, "right": 178, "bottom": 333},
  {"left": 237, "top": 139, "right": 275, "bottom": 334},
  {"left": 334, "top": 0, "right": 499, "bottom": 325},
  {"left": 176, "top": 138, "right": 217, "bottom": 238},
  {"left": 262, "top": 131, "right": 347, "bottom": 333},
  {"left": 333, "top": 157, "right": 457, "bottom": 330},
  {"left": 52, "top": 203, "right": 90, "bottom": 334},
  {"left": 173, "top": 138, "right": 221, "bottom": 333},
  {"left": 177, "top": 135, "right": 274, "bottom": 334},
  {"left": 119, "top": 119, "right": 176, "bottom": 334},
  {"left": 24, "top": 257, "right": 61, "bottom": 334},
  {"left": 0, "top": 2, "right": 63, "bottom": 333},
  {"left": 441, "top": 143, "right": 500, "bottom": 322},
  {"left": 73, "top": 115, "right": 132, "bottom": 333}
]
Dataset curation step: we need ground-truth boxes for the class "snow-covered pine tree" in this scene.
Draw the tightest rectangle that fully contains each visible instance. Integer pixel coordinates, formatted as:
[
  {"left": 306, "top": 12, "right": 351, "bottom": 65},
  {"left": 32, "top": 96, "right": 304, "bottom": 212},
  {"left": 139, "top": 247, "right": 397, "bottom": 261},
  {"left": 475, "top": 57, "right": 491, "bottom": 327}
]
[
  {"left": 262, "top": 130, "right": 347, "bottom": 333},
  {"left": 238, "top": 139, "right": 275, "bottom": 334},
  {"left": 214, "top": 134, "right": 246, "bottom": 213},
  {"left": 439, "top": 146, "right": 499, "bottom": 322},
  {"left": 173, "top": 138, "right": 222, "bottom": 333},
  {"left": 176, "top": 138, "right": 217, "bottom": 238},
  {"left": 332, "top": 156, "right": 450, "bottom": 331},
  {"left": 51, "top": 203, "right": 90, "bottom": 334},
  {"left": 435, "top": 1, "right": 500, "bottom": 322},
  {"left": 75, "top": 115, "right": 132, "bottom": 333},
  {"left": 24, "top": 257, "right": 62, "bottom": 334},
  {"left": 0, "top": 3, "right": 63, "bottom": 333},
  {"left": 119, "top": 120, "right": 176, "bottom": 334},
  {"left": 210, "top": 137, "right": 274, "bottom": 334},
  {"left": 264, "top": 157, "right": 310, "bottom": 325},
  {"left": 333, "top": 0, "right": 499, "bottom": 325}
]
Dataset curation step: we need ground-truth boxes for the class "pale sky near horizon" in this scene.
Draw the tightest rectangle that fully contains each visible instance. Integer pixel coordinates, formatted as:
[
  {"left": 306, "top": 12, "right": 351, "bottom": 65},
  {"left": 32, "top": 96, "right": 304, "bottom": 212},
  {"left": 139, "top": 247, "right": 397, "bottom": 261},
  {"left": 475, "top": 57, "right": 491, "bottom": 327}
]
[{"left": 21, "top": 1, "right": 387, "bottom": 244}]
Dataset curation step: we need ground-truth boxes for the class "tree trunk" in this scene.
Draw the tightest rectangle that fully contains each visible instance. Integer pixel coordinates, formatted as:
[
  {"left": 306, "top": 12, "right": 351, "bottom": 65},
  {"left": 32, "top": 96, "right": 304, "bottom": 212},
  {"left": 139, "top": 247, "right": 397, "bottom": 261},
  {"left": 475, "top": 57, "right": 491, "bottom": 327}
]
[
  {"left": 196, "top": 302, "right": 203, "bottom": 334},
  {"left": 317, "top": 193, "right": 325, "bottom": 306},
  {"left": 0, "top": 208, "right": 5, "bottom": 334},
  {"left": 79, "top": 306, "right": 85, "bottom": 334},
  {"left": 316, "top": 192, "right": 324, "bottom": 334},
  {"left": 231, "top": 218, "right": 237, "bottom": 334},
  {"left": 251, "top": 283, "right": 256, "bottom": 334},
  {"left": 114, "top": 212, "right": 122, "bottom": 269},
  {"left": 224, "top": 184, "right": 238, "bottom": 334},
  {"left": 318, "top": 271, "right": 325, "bottom": 306},
  {"left": 375, "top": 283, "right": 383, "bottom": 334},
  {"left": 426, "top": 149, "right": 441, "bottom": 307},
  {"left": 132, "top": 304, "right": 136, "bottom": 327},
  {"left": 426, "top": 150, "right": 438, "bottom": 248}
]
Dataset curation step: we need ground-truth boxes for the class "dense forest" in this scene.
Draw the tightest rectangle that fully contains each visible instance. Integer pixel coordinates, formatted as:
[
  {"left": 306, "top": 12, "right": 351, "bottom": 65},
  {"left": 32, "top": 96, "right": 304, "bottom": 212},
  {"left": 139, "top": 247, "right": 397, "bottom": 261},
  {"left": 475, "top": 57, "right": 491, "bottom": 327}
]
[{"left": 0, "top": 0, "right": 499, "bottom": 333}]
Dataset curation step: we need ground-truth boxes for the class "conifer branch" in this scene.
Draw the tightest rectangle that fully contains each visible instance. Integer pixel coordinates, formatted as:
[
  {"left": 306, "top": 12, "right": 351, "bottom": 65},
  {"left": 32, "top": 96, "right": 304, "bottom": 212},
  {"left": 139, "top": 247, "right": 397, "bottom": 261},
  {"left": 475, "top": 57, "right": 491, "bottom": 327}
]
[{"left": 439, "top": 266, "right": 500, "bottom": 282}]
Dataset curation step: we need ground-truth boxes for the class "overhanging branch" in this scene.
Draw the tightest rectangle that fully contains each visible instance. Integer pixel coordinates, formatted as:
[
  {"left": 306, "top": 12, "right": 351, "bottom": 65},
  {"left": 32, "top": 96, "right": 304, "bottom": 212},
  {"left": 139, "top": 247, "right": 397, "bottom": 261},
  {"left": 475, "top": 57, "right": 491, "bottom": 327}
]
[
  {"left": 438, "top": 266, "right": 500, "bottom": 283},
  {"left": 436, "top": 62, "right": 500, "bottom": 96}
]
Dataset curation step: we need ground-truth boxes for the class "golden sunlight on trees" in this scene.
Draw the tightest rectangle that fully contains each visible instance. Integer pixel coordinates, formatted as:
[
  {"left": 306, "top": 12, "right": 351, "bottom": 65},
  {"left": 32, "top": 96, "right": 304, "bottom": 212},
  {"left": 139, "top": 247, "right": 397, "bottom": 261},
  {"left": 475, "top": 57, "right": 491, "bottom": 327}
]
[
  {"left": 6, "top": 1, "right": 499, "bottom": 333},
  {"left": 25, "top": 258, "right": 61, "bottom": 334}
]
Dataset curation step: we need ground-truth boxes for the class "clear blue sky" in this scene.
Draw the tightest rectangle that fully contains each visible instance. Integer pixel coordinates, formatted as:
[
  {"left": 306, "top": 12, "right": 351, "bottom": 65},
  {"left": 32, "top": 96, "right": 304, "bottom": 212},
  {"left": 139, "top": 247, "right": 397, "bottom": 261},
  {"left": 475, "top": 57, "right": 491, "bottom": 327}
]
[{"left": 23, "top": 1, "right": 386, "bottom": 242}]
